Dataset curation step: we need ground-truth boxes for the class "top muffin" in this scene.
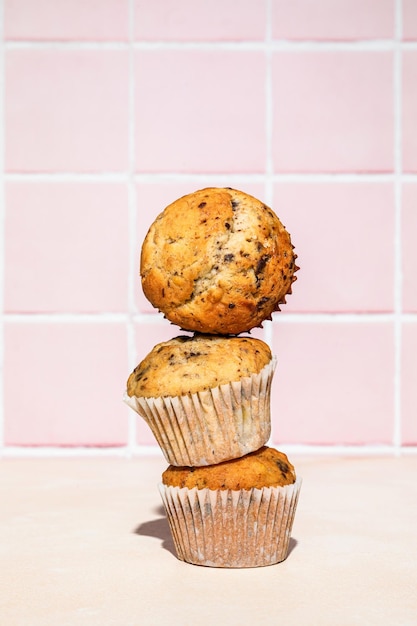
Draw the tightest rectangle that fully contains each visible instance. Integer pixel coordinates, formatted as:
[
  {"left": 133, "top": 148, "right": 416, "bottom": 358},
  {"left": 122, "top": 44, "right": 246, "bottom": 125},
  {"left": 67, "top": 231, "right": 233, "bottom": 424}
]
[{"left": 141, "top": 187, "right": 298, "bottom": 335}]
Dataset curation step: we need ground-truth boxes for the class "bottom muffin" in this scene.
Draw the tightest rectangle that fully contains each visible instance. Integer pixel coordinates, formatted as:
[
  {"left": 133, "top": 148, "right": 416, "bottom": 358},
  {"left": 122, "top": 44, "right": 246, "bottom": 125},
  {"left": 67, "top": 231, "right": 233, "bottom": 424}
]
[{"left": 159, "top": 447, "right": 301, "bottom": 568}]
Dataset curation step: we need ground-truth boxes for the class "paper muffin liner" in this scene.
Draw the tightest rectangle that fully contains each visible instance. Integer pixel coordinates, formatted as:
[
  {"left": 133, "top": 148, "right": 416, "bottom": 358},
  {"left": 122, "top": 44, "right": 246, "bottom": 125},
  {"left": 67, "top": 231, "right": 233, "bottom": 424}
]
[
  {"left": 158, "top": 477, "right": 302, "bottom": 568},
  {"left": 124, "top": 358, "right": 276, "bottom": 467}
]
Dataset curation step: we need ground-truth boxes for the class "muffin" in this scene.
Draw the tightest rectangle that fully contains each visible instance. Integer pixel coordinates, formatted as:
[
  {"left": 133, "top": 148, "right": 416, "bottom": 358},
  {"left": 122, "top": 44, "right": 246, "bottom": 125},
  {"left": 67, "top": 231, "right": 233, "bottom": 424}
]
[
  {"left": 140, "top": 187, "right": 298, "bottom": 335},
  {"left": 159, "top": 446, "right": 302, "bottom": 568},
  {"left": 124, "top": 334, "right": 275, "bottom": 466},
  {"left": 162, "top": 445, "right": 296, "bottom": 490}
]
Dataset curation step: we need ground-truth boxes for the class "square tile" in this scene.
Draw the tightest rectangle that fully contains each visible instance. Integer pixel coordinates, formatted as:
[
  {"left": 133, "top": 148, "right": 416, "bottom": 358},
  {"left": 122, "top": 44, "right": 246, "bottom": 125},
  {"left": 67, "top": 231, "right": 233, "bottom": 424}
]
[
  {"left": 270, "top": 322, "right": 395, "bottom": 445},
  {"left": 272, "top": 0, "right": 394, "bottom": 40},
  {"left": 274, "top": 182, "right": 395, "bottom": 313},
  {"left": 4, "top": 323, "right": 129, "bottom": 446},
  {"left": 5, "top": 50, "right": 129, "bottom": 172},
  {"left": 134, "top": 0, "right": 266, "bottom": 41},
  {"left": 135, "top": 181, "right": 267, "bottom": 312},
  {"left": 402, "top": 183, "right": 417, "bottom": 311},
  {"left": 4, "top": 0, "right": 129, "bottom": 41},
  {"left": 134, "top": 50, "right": 266, "bottom": 173},
  {"left": 5, "top": 182, "right": 129, "bottom": 313},
  {"left": 402, "top": 51, "right": 417, "bottom": 172},
  {"left": 272, "top": 51, "right": 394, "bottom": 172},
  {"left": 401, "top": 322, "right": 417, "bottom": 444},
  {"left": 402, "top": 0, "right": 417, "bottom": 40}
]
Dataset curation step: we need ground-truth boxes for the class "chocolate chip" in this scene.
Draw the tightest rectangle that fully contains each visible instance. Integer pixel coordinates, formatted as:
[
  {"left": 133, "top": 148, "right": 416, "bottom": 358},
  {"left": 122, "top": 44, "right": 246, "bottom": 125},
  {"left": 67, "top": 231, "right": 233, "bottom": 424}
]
[
  {"left": 255, "top": 254, "right": 270, "bottom": 275},
  {"left": 276, "top": 459, "right": 289, "bottom": 476},
  {"left": 224, "top": 253, "right": 234, "bottom": 262},
  {"left": 256, "top": 297, "right": 270, "bottom": 310},
  {"left": 198, "top": 202, "right": 207, "bottom": 208}
]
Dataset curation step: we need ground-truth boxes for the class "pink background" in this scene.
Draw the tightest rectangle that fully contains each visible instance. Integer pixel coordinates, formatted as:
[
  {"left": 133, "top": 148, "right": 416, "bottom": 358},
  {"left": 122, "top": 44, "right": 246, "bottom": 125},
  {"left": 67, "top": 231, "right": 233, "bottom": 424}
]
[{"left": 1, "top": 0, "right": 416, "bottom": 453}]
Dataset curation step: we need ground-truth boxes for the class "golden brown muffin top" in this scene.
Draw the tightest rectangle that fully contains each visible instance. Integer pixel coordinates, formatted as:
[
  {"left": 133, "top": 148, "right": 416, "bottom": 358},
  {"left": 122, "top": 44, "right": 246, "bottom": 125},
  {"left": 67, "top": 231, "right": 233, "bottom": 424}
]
[
  {"left": 140, "top": 187, "right": 298, "bottom": 335},
  {"left": 162, "top": 446, "right": 296, "bottom": 490},
  {"left": 126, "top": 334, "right": 272, "bottom": 398}
]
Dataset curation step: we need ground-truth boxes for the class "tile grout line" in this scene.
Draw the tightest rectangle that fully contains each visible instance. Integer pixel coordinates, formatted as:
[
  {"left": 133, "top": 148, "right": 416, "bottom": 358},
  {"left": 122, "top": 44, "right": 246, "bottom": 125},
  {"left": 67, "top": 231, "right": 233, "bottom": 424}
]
[
  {"left": 6, "top": 171, "right": 416, "bottom": 182},
  {"left": 264, "top": 0, "right": 274, "bottom": 209},
  {"left": 264, "top": 0, "right": 275, "bottom": 442},
  {"left": 126, "top": 0, "right": 138, "bottom": 456},
  {"left": 393, "top": 0, "right": 403, "bottom": 453},
  {"left": 0, "top": 0, "right": 5, "bottom": 451},
  {"left": 2, "top": 311, "right": 417, "bottom": 324},
  {"left": 4, "top": 39, "right": 417, "bottom": 52},
  {"left": 1, "top": 443, "right": 417, "bottom": 459}
]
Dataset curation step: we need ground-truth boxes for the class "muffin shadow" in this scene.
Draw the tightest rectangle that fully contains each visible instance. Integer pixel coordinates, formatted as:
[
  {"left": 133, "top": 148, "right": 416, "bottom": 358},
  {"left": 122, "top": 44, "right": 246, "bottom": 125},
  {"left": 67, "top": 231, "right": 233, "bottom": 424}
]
[
  {"left": 287, "top": 537, "right": 298, "bottom": 557},
  {"left": 133, "top": 505, "right": 176, "bottom": 557}
]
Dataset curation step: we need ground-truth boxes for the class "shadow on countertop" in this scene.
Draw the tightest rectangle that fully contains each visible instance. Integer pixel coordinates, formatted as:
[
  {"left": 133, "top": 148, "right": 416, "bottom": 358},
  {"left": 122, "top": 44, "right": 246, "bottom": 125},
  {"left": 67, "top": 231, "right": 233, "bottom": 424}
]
[{"left": 133, "top": 505, "right": 176, "bottom": 557}]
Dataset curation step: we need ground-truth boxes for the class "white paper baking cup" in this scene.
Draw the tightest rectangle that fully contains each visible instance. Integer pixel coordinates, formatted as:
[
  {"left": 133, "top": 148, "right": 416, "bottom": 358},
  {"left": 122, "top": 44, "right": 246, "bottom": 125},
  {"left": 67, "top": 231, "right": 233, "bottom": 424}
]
[
  {"left": 124, "top": 358, "right": 276, "bottom": 467},
  {"left": 159, "top": 477, "right": 301, "bottom": 568}
]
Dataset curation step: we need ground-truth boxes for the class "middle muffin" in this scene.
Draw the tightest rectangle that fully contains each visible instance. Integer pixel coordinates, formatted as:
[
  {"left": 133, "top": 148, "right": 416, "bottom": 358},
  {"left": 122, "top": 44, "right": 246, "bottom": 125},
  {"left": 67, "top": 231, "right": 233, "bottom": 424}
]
[{"left": 125, "top": 334, "right": 275, "bottom": 466}]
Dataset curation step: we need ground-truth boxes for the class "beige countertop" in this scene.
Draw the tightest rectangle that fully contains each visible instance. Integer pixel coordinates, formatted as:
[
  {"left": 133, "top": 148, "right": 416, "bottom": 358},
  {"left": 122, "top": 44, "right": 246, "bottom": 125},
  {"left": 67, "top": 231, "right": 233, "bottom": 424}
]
[{"left": 1, "top": 454, "right": 416, "bottom": 626}]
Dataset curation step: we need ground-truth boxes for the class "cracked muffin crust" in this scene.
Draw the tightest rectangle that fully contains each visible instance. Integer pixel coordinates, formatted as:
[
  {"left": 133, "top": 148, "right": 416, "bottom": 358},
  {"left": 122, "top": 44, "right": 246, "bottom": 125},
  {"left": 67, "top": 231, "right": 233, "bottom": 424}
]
[
  {"left": 162, "top": 446, "right": 296, "bottom": 490},
  {"left": 140, "top": 187, "right": 299, "bottom": 335},
  {"left": 126, "top": 334, "right": 272, "bottom": 398}
]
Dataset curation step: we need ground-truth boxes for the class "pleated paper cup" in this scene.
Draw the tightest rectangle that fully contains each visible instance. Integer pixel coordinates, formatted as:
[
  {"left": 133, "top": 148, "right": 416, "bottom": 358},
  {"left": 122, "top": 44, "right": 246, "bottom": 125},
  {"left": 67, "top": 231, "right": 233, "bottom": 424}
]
[
  {"left": 159, "top": 477, "right": 301, "bottom": 568},
  {"left": 124, "top": 358, "right": 276, "bottom": 467}
]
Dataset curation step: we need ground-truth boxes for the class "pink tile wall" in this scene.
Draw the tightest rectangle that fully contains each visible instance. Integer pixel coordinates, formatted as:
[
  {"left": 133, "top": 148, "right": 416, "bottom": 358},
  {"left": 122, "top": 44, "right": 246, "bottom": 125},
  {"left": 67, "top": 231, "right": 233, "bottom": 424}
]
[
  {"left": 4, "top": 322, "right": 129, "bottom": 446},
  {"left": 271, "top": 322, "right": 395, "bottom": 445},
  {"left": 134, "top": 0, "right": 266, "bottom": 41},
  {"left": 402, "top": 0, "right": 417, "bottom": 40},
  {"left": 274, "top": 182, "right": 395, "bottom": 312},
  {"left": 402, "top": 183, "right": 417, "bottom": 312},
  {"left": 401, "top": 322, "right": 417, "bottom": 444},
  {"left": 272, "top": 51, "right": 394, "bottom": 173},
  {"left": 402, "top": 51, "right": 417, "bottom": 172},
  {"left": 5, "top": 182, "right": 130, "bottom": 313},
  {"left": 134, "top": 50, "right": 266, "bottom": 173},
  {"left": 6, "top": 49, "right": 129, "bottom": 172},
  {"left": 272, "top": 0, "right": 395, "bottom": 40},
  {"left": 1, "top": 1, "right": 416, "bottom": 453},
  {"left": 5, "top": 0, "right": 129, "bottom": 41}
]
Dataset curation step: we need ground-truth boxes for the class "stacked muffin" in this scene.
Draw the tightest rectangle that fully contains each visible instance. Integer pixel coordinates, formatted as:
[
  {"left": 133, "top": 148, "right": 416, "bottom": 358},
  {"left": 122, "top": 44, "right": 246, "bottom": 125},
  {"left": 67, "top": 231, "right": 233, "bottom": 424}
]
[{"left": 125, "top": 187, "right": 301, "bottom": 568}]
